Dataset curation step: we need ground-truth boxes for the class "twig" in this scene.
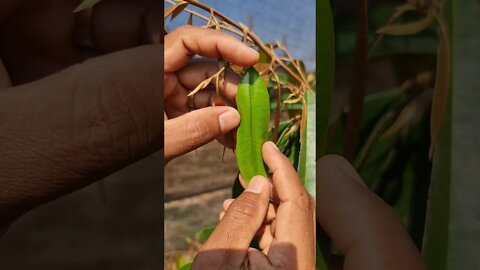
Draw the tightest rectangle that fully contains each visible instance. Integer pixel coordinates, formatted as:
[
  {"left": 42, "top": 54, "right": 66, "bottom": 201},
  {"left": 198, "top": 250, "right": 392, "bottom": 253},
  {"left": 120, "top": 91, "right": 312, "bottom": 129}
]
[{"left": 181, "top": 0, "right": 309, "bottom": 92}]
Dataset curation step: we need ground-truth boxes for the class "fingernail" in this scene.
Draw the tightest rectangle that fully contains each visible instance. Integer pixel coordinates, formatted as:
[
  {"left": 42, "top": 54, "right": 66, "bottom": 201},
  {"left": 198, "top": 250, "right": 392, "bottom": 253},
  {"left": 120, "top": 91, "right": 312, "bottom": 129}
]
[
  {"left": 265, "top": 141, "right": 280, "bottom": 152},
  {"left": 244, "top": 46, "right": 259, "bottom": 57},
  {"left": 245, "top": 176, "right": 267, "bottom": 194},
  {"left": 219, "top": 109, "right": 240, "bottom": 133}
]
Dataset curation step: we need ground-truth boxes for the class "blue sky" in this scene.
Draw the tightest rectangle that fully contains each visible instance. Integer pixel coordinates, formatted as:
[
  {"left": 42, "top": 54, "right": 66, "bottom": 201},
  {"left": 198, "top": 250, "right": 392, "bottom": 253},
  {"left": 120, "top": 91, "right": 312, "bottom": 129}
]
[{"left": 165, "top": 0, "right": 316, "bottom": 71}]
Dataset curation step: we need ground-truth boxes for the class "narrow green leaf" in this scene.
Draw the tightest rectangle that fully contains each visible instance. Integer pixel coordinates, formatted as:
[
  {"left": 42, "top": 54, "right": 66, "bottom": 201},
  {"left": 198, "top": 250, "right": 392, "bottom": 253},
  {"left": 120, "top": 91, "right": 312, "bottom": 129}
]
[
  {"left": 196, "top": 226, "right": 215, "bottom": 243},
  {"left": 429, "top": 18, "right": 451, "bottom": 157},
  {"left": 423, "top": 0, "right": 480, "bottom": 268},
  {"left": 178, "top": 263, "right": 192, "bottom": 270},
  {"left": 258, "top": 48, "right": 272, "bottom": 64},
  {"left": 316, "top": 2, "right": 335, "bottom": 267},
  {"left": 422, "top": 83, "right": 451, "bottom": 269},
  {"left": 236, "top": 68, "right": 270, "bottom": 184},
  {"left": 393, "top": 161, "right": 416, "bottom": 229},
  {"left": 361, "top": 89, "right": 405, "bottom": 129},
  {"left": 317, "top": 0, "right": 335, "bottom": 158},
  {"left": 298, "top": 90, "right": 316, "bottom": 197},
  {"left": 232, "top": 174, "right": 244, "bottom": 198}
]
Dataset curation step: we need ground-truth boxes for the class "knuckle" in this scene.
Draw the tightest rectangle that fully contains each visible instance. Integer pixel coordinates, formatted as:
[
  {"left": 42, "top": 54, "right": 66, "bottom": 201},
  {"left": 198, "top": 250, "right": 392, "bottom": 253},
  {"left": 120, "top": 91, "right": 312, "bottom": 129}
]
[
  {"left": 176, "top": 24, "right": 194, "bottom": 34},
  {"left": 293, "top": 192, "right": 315, "bottom": 216},
  {"left": 185, "top": 115, "right": 219, "bottom": 143},
  {"left": 186, "top": 117, "right": 211, "bottom": 142},
  {"left": 227, "top": 196, "right": 259, "bottom": 223}
]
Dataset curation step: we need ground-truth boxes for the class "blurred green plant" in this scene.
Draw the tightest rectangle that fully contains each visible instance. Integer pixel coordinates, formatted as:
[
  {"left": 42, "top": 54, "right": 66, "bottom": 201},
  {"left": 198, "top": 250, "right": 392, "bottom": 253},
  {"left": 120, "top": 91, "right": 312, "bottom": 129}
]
[{"left": 330, "top": 0, "right": 480, "bottom": 269}]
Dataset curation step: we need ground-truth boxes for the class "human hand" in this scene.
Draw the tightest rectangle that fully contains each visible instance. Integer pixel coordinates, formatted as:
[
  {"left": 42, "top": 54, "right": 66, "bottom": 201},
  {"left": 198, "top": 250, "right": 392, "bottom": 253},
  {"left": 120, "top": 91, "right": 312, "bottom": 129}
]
[
  {"left": 0, "top": 0, "right": 162, "bottom": 84},
  {"left": 164, "top": 25, "right": 259, "bottom": 163},
  {"left": 0, "top": 0, "right": 167, "bottom": 223},
  {"left": 316, "top": 155, "right": 426, "bottom": 270},
  {"left": 192, "top": 142, "right": 315, "bottom": 269},
  {"left": 0, "top": 0, "right": 258, "bottom": 162},
  {"left": 0, "top": 3, "right": 257, "bottom": 225}
]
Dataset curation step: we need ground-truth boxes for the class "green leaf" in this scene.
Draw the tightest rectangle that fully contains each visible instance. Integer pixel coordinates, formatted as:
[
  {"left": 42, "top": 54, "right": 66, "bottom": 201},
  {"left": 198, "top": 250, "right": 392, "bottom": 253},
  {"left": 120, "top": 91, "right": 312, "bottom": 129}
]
[
  {"left": 316, "top": 2, "right": 335, "bottom": 266},
  {"left": 258, "top": 48, "right": 272, "bottom": 64},
  {"left": 422, "top": 82, "right": 451, "bottom": 269},
  {"left": 423, "top": 0, "right": 480, "bottom": 268},
  {"left": 393, "top": 161, "right": 416, "bottom": 232},
  {"left": 361, "top": 89, "right": 405, "bottom": 130},
  {"left": 316, "top": 0, "right": 335, "bottom": 159},
  {"left": 232, "top": 174, "right": 244, "bottom": 198},
  {"left": 196, "top": 226, "right": 215, "bottom": 243},
  {"left": 298, "top": 90, "right": 316, "bottom": 197},
  {"left": 429, "top": 17, "right": 451, "bottom": 157},
  {"left": 236, "top": 68, "right": 270, "bottom": 184},
  {"left": 178, "top": 263, "right": 192, "bottom": 270}
]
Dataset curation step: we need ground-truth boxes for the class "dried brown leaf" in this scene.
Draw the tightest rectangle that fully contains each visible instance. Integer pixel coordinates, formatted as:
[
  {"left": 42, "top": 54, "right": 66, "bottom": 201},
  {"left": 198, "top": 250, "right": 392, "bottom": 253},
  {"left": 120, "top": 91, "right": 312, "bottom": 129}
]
[
  {"left": 377, "top": 9, "right": 435, "bottom": 36},
  {"left": 187, "top": 13, "right": 193, "bottom": 25},
  {"left": 230, "top": 64, "right": 244, "bottom": 75},
  {"left": 284, "top": 94, "right": 302, "bottom": 104},
  {"left": 382, "top": 90, "right": 432, "bottom": 138},
  {"left": 188, "top": 66, "right": 225, "bottom": 97},
  {"left": 188, "top": 77, "right": 213, "bottom": 97},
  {"left": 164, "top": 3, "right": 179, "bottom": 19},
  {"left": 254, "top": 63, "right": 270, "bottom": 74},
  {"left": 170, "top": 2, "right": 188, "bottom": 21}
]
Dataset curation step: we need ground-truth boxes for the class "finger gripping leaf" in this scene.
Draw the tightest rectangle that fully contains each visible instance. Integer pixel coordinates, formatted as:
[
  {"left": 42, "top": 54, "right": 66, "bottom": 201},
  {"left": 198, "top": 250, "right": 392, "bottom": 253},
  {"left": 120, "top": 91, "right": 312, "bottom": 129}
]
[{"left": 236, "top": 68, "right": 270, "bottom": 184}]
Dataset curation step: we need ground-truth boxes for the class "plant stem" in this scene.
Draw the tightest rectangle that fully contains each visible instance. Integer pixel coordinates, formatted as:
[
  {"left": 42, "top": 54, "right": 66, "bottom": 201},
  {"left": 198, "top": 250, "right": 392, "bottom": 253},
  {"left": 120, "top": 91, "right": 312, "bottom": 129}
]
[{"left": 344, "top": 0, "right": 368, "bottom": 161}]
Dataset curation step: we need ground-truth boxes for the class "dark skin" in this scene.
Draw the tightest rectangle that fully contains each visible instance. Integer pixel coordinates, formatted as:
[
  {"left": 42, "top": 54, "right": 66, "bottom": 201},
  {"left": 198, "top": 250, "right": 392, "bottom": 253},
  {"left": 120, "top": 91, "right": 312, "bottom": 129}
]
[
  {"left": 0, "top": 0, "right": 246, "bottom": 222},
  {"left": 0, "top": 1, "right": 425, "bottom": 268}
]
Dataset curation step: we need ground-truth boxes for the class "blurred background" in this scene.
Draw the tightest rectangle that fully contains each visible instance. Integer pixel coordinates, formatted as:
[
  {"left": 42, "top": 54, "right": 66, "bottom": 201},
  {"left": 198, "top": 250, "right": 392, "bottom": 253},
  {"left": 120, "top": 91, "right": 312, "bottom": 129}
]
[
  {"left": 324, "top": 1, "right": 480, "bottom": 268},
  {"left": 326, "top": 0, "right": 438, "bottom": 256}
]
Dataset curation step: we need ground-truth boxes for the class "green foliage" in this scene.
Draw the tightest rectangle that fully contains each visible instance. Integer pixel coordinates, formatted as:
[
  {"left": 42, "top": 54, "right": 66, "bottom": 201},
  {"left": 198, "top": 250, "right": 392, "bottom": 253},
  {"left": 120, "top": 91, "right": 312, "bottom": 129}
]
[
  {"left": 236, "top": 68, "right": 270, "bottom": 184},
  {"left": 317, "top": 0, "right": 335, "bottom": 159},
  {"left": 298, "top": 90, "right": 316, "bottom": 197},
  {"left": 178, "top": 262, "right": 192, "bottom": 270},
  {"left": 196, "top": 226, "right": 215, "bottom": 243},
  {"left": 423, "top": 0, "right": 480, "bottom": 268}
]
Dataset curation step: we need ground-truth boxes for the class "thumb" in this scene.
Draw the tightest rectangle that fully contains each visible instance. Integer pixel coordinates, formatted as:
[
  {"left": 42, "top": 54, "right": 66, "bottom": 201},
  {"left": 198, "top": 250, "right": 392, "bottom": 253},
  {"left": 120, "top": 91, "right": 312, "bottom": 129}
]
[
  {"left": 164, "top": 106, "right": 240, "bottom": 162},
  {"left": 200, "top": 176, "right": 269, "bottom": 252}
]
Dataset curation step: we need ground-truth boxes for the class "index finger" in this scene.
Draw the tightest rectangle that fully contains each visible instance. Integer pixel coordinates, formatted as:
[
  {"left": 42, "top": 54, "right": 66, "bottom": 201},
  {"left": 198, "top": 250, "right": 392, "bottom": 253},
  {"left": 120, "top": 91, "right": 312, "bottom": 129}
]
[
  {"left": 262, "top": 141, "right": 305, "bottom": 202},
  {"left": 262, "top": 141, "right": 316, "bottom": 269},
  {"left": 164, "top": 25, "right": 259, "bottom": 73},
  {"left": 317, "top": 155, "right": 425, "bottom": 270}
]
